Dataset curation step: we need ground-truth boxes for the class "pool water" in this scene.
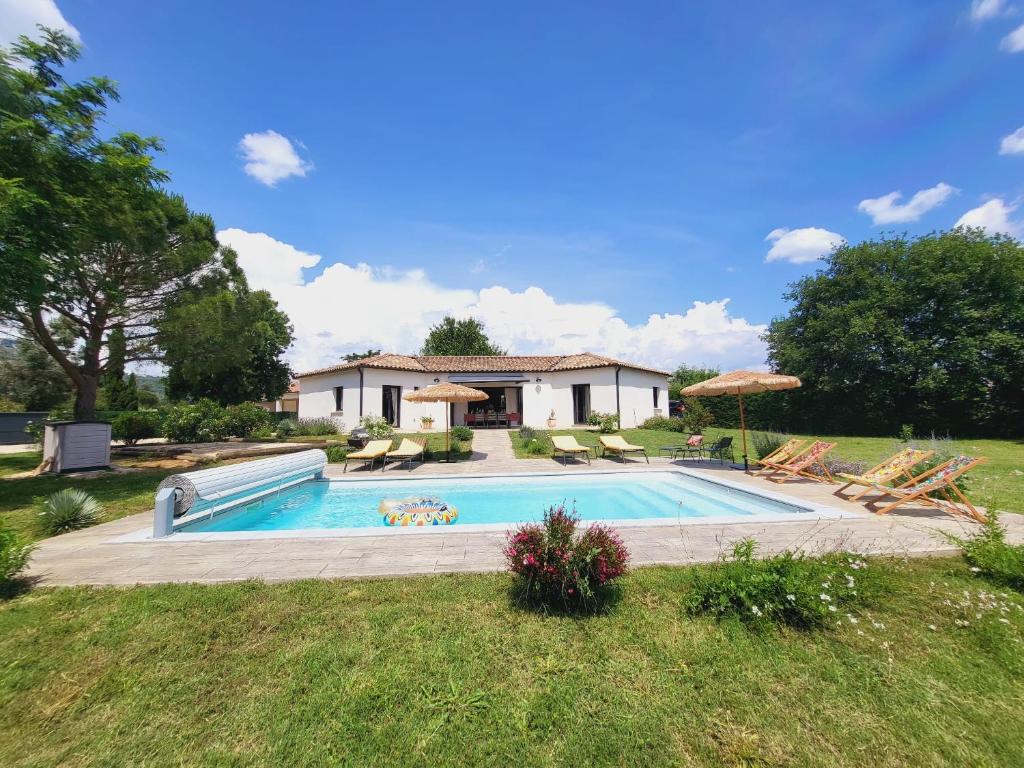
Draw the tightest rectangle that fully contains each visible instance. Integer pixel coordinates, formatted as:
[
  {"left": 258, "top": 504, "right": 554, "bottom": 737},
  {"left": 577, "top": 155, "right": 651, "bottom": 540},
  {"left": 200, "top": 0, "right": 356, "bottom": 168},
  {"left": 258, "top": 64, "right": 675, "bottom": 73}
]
[{"left": 178, "top": 471, "right": 813, "bottom": 533}]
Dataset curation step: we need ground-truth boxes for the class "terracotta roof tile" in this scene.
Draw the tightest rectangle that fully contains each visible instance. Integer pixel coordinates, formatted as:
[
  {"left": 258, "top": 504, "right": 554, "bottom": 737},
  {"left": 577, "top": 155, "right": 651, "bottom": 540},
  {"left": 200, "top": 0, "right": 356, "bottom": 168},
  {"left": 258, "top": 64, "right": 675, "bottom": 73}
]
[{"left": 296, "top": 353, "right": 668, "bottom": 378}]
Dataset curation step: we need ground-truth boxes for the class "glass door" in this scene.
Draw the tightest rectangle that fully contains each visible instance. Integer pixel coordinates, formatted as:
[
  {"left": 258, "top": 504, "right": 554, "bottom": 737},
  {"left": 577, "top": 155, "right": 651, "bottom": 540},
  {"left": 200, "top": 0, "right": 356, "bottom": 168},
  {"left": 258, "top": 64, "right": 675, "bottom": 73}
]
[
  {"left": 571, "top": 384, "right": 591, "bottom": 425},
  {"left": 382, "top": 385, "right": 401, "bottom": 426}
]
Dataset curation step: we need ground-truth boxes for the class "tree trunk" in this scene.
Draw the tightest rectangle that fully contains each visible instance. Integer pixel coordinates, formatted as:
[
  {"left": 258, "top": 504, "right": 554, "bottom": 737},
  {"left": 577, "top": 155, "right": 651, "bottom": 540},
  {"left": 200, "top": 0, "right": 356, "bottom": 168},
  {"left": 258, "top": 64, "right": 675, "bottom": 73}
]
[{"left": 74, "top": 374, "right": 99, "bottom": 420}]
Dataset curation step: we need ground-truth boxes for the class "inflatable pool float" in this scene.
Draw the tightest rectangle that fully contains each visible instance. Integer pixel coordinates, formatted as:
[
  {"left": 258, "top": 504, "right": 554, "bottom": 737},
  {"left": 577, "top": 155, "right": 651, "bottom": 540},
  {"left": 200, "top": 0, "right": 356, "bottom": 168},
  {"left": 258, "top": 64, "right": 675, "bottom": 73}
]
[{"left": 380, "top": 497, "right": 458, "bottom": 526}]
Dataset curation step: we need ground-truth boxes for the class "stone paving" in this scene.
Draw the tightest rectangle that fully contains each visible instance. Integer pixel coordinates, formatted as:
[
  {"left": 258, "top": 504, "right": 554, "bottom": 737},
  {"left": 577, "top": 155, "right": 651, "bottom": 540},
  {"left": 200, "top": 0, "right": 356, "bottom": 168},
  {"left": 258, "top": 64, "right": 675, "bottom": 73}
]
[{"left": 23, "top": 430, "right": 1024, "bottom": 586}]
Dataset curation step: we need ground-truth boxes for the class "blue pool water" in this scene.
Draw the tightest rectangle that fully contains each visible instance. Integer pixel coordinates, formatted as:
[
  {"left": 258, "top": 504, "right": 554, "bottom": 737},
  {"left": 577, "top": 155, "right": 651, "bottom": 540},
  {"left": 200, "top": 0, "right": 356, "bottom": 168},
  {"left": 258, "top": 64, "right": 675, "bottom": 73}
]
[{"left": 178, "top": 471, "right": 813, "bottom": 533}]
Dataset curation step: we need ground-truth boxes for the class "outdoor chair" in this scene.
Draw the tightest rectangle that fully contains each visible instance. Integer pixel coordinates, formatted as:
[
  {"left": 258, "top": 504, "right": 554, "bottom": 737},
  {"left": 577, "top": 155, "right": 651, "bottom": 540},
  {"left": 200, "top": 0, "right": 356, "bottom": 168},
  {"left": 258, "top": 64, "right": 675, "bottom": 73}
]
[
  {"left": 465, "top": 413, "right": 476, "bottom": 427},
  {"left": 833, "top": 448, "right": 933, "bottom": 501},
  {"left": 551, "top": 435, "right": 592, "bottom": 465},
  {"left": 507, "top": 412, "right": 521, "bottom": 427},
  {"left": 763, "top": 440, "right": 837, "bottom": 484},
  {"left": 752, "top": 438, "right": 807, "bottom": 475},
  {"left": 599, "top": 435, "right": 649, "bottom": 463},
  {"left": 704, "top": 436, "right": 734, "bottom": 465},
  {"left": 343, "top": 439, "right": 392, "bottom": 472},
  {"left": 383, "top": 438, "right": 425, "bottom": 471},
  {"left": 862, "top": 455, "right": 987, "bottom": 522}
]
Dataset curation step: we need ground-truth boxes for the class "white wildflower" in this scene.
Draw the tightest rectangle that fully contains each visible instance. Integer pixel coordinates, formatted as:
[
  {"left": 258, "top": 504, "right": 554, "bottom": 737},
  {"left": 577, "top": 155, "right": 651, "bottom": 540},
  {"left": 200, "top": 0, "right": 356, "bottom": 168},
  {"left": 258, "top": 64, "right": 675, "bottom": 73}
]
[
  {"left": 819, "top": 593, "right": 832, "bottom": 602},
  {"left": 751, "top": 605, "right": 763, "bottom": 617}
]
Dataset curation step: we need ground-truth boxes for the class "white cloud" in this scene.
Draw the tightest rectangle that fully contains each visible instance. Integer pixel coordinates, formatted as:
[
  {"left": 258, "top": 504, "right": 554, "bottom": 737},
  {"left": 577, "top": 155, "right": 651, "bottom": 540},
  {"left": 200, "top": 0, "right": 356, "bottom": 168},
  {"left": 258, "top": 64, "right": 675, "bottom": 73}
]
[
  {"left": 764, "top": 227, "right": 844, "bottom": 264},
  {"left": 222, "top": 229, "right": 769, "bottom": 373},
  {"left": 857, "top": 182, "right": 958, "bottom": 224},
  {"left": 1001, "top": 23, "right": 1024, "bottom": 51},
  {"left": 999, "top": 125, "right": 1024, "bottom": 154},
  {"left": 970, "top": 0, "right": 1011, "bottom": 21},
  {"left": 238, "top": 130, "right": 312, "bottom": 187},
  {"left": 955, "top": 198, "right": 1022, "bottom": 236},
  {"left": 218, "top": 228, "right": 321, "bottom": 288},
  {"left": 0, "top": 0, "right": 80, "bottom": 46}
]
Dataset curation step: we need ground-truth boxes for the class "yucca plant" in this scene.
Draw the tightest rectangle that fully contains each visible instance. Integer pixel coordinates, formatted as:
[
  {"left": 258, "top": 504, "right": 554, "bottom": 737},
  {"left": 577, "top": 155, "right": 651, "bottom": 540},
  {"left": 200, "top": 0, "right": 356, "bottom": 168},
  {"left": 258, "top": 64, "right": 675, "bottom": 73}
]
[{"left": 38, "top": 489, "right": 104, "bottom": 536}]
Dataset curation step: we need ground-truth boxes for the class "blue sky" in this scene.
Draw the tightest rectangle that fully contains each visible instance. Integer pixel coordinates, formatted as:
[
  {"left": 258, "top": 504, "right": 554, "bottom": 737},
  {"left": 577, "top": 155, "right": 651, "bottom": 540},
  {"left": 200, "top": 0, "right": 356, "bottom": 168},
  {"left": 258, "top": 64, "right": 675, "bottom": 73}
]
[{"left": 4, "top": 1, "right": 1023, "bottom": 371}]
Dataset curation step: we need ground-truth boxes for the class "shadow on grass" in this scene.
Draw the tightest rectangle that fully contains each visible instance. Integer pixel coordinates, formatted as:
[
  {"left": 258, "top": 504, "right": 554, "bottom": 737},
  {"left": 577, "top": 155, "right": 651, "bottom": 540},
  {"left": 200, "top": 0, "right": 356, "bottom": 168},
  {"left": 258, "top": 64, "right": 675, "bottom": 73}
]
[{"left": 0, "top": 576, "right": 40, "bottom": 601}]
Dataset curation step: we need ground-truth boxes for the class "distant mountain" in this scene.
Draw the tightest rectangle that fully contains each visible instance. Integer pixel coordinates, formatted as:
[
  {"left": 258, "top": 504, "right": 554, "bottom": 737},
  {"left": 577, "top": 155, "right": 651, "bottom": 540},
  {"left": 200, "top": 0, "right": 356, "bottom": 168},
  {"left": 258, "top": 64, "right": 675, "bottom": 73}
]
[{"left": 135, "top": 374, "right": 166, "bottom": 399}]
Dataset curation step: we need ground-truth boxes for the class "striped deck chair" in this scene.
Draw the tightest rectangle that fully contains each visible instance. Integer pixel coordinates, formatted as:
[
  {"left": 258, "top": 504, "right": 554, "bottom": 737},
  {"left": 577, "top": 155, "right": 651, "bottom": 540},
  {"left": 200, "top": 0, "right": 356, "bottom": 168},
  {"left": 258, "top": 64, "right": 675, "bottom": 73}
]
[
  {"left": 752, "top": 438, "right": 808, "bottom": 475},
  {"left": 864, "top": 455, "right": 987, "bottom": 522},
  {"left": 764, "top": 440, "right": 837, "bottom": 484},
  {"left": 833, "top": 448, "right": 933, "bottom": 501}
]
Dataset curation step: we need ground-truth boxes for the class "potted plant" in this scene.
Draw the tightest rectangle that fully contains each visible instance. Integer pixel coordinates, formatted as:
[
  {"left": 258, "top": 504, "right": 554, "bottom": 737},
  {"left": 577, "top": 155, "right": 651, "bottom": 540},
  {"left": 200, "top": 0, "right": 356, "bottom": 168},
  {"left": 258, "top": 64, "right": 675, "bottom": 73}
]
[
  {"left": 546, "top": 409, "right": 557, "bottom": 429},
  {"left": 420, "top": 415, "right": 435, "bottom": 432}
]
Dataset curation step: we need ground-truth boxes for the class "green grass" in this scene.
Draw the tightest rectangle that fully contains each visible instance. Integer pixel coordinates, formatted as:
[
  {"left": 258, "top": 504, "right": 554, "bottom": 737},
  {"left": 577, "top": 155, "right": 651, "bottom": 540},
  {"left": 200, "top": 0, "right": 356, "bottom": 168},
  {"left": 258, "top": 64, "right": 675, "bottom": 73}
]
[
  {"left": 0, "top": 452, "right": 180, "bottom": 543},
  {"left": 2, "top": 558, "right": 1023, "bottom": 766},
  {"left": 510, "top": 428, "right": 1024, "bottom": 513},
  {"left": 323, "top": 432, "right": 474, "bottom": 463}
]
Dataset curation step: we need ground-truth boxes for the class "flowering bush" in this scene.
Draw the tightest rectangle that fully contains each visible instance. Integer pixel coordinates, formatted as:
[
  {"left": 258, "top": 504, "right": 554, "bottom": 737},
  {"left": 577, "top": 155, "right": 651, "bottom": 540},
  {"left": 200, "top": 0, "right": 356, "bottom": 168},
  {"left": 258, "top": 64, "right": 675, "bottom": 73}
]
[
  {"left": 504, "top": 504, "right": 629, "bottom": 612},
  {"left": 684, "top": 539, "right": 877, "bottom": 630},
  {"left": 949, "top": 513, "right": 1024, "bottom": 591}
]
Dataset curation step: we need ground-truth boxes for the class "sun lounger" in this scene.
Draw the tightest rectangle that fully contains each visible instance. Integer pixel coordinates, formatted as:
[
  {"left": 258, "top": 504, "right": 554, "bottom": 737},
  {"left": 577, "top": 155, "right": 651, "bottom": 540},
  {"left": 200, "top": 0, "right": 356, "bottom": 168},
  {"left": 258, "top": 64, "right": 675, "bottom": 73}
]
[
  {"left": 343, "top": 439, "right": 392, "bottom": 472},
  {"left": 383, "top": 438, "right": 425, "bottom": 470},
  {"left": 863, "top": 455, "right": 987, "bottom": 521},
  {"left": 599, "top": 435, "right": 648, "bottom": 463},
  {"left": 752, "top": 438, "right": 807, "bottom": 475},
  {"left": 551, "top": 435, "right": 592, "bottom": 465},
  {"left": 833, "top": 448, "right": 932, "bottom": 501},
  {"left": 763, "top": 440, "right": 837, "bottom": 483}
]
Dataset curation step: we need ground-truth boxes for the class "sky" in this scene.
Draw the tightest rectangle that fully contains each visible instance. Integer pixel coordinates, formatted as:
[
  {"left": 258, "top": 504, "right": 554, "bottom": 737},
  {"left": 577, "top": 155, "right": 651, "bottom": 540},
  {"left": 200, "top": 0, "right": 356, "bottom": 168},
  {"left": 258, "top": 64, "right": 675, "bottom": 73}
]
[{"left": 3, "top": 0, "right": 1023, "bottom": 374}]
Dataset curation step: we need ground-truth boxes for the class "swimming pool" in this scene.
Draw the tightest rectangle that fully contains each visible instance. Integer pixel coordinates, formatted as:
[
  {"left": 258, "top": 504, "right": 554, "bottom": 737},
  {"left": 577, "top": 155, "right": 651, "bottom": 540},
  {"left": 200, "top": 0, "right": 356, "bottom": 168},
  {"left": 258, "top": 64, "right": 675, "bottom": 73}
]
[{"left": 174, "top": 470, "right": 834, "bottom": 535}]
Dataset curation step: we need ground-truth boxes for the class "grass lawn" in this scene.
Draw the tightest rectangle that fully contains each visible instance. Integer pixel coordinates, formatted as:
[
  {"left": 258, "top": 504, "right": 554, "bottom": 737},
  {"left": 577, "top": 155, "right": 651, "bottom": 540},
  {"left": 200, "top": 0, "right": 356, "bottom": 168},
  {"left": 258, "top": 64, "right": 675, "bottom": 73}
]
[
  {"left": 2, "top": 557, "right": 1023, "bottom": 766},
  {"left": 510, "top": 428, "right": 1024, "bottom": 514},
  {"left": 0, "top": 452, "right": 179, "bottom": 543}
]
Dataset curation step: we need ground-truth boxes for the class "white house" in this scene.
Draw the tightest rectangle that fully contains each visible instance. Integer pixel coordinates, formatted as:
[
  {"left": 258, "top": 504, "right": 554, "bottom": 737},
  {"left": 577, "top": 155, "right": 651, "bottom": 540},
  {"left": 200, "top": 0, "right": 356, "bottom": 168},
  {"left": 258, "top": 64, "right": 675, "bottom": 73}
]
[{"left": 295, "top": 353, "right": 670, "bottom": 431}]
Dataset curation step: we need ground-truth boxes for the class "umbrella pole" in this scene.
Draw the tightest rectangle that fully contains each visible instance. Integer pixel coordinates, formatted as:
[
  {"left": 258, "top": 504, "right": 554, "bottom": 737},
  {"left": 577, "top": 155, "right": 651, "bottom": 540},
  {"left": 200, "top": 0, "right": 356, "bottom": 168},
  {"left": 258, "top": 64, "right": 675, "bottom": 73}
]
[
  {"left": 445, "top": 402, "right": 450, "bottom": 461},
  {"left": 738, "top": 393, "right": 748, "bottom": 472}
]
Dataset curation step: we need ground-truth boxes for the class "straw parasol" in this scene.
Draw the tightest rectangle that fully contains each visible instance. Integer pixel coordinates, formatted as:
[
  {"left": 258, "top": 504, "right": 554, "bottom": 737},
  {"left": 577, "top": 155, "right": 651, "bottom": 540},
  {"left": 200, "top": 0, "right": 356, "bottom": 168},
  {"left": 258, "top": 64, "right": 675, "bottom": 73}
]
[
  {"left": 681, "top": 371, "right": 801, "bottom": 471},
  {"left": 403, "top": 382, "right": 488, "bottom": 461}
]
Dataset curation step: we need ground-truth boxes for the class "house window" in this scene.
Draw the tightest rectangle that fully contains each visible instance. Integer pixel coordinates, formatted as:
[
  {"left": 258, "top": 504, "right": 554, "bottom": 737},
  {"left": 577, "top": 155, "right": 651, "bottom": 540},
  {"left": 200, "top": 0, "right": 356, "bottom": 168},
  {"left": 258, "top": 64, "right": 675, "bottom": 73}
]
[
  {"left": 333, "top": 386, "right": 343, "bottom": 412},
  {"left": 653, "top": 386, "right": 660, "bottom": 409}
]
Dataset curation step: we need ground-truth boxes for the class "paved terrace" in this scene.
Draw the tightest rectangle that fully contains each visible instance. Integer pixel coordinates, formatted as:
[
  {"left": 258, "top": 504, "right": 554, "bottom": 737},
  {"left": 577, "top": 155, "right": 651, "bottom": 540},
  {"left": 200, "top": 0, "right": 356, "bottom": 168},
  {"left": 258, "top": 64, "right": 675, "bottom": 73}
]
[{"left": 24, "top": 430, "right": 1024, "bottom": 586}]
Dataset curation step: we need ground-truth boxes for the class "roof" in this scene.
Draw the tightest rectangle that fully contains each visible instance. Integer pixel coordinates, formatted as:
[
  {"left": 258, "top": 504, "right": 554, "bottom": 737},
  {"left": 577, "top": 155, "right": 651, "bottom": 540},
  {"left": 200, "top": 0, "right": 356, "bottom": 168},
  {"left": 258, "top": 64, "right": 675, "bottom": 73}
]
[{"left": 296, "top": 352, "right": 669, "bottom": 378}]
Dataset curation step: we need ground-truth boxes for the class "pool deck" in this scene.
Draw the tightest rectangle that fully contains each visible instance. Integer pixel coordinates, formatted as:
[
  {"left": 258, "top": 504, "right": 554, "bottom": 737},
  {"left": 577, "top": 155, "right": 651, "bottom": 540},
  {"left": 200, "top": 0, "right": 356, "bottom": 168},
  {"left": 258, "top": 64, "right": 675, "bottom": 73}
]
[{"left": 23, "top": 429, "right": 1024, "bottom": 586}]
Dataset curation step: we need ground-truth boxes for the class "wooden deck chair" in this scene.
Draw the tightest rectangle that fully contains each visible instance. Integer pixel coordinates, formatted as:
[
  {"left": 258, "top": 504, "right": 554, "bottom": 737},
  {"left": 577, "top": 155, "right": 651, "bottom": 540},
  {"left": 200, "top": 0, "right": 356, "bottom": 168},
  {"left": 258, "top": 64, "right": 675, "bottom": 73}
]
[
  {"left": 551, "top": 435, "right": 592, "bottom": 465},
  {"left": 864, "top": 456, "right": 987, "bottom": 522},
  {"left": 752, "top": 438, "right": 808, "bottom": 475},
  {"left": 383, "top": 438, "right": 425, "bottom": 470},
  {"left": 764, "top": 440, "right": 837, "bottom": 484},
  {"left": 833, "top": 448, "right": 933, "bottom": 501},
  {"left": 599, "top": 435, "right": 649, "bottom": 463},
  {"left": 343, "top": 439, "right": 392, "bottom": 472}
]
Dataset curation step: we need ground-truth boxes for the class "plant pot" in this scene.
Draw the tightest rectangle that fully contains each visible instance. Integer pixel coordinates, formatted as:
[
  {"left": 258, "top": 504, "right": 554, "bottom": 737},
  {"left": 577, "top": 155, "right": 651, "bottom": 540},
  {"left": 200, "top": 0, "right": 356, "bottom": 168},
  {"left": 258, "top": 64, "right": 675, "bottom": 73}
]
[{"left": 546, "top": 418, "right": 557, "bottom": 428}]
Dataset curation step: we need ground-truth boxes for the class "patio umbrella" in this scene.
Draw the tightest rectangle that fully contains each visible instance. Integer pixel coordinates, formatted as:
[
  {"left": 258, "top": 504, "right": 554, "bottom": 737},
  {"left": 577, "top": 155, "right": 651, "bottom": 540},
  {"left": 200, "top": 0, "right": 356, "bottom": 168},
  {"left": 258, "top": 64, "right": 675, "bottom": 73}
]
[
  {"left": 403, "top": 383, "right": 488, "bottom": 461},
  {"left": 681, "top": 370, "right": 801, "bottom": 472}
]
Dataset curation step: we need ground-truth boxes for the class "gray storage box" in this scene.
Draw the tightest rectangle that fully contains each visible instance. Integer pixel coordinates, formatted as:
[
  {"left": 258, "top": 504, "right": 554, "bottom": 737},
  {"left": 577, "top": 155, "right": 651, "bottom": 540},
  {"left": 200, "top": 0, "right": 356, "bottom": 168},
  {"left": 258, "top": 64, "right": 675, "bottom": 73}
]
[{"left": 43, "top": 421, "right": 112, "bottom": 473}]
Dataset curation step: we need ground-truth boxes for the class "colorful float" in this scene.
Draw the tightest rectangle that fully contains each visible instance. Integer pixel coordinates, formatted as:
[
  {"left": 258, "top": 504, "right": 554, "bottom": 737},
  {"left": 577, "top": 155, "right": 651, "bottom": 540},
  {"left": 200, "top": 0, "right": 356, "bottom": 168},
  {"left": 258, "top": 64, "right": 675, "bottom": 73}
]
[{"left": 380, "top": 497, "right": 458, "bottom": 526}]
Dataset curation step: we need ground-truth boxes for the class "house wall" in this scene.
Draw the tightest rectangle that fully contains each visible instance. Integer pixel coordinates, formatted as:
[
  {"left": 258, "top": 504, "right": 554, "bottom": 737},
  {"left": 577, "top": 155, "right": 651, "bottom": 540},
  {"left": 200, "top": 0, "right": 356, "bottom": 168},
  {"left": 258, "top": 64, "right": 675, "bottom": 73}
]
[{"left": 298, "top": 365, "right": 669, "bottom": 431}]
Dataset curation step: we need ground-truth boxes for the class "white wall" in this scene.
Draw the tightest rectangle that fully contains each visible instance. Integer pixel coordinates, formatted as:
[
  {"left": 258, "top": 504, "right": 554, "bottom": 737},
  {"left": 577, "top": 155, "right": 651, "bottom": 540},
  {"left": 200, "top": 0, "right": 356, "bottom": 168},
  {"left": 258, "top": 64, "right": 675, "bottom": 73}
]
[{"left": 617, "top": 367, "right": 670, "bottom": 427}]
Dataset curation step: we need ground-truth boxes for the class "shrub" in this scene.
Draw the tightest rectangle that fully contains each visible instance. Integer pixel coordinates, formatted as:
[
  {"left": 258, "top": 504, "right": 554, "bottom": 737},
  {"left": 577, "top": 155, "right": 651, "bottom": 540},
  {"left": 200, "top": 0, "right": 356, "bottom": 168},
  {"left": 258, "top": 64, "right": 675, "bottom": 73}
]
[
  {"left": 684, "top": 539, "right": 877, "bottom": 630},
  {"left": 223, "top": 402, "right": 275, "bottom": 438},
  {"left": 23, "top": 419, "right": 44, "bottom": 445},
  {"left": 0, "top": 396, "right": 25, "bottom": 412},
  {"left": 519, "top": 426, "right": 536, "bottom": 441},
  {"left": 38, "top": 489, "right": 104, "bottom": 536},
  {"left": 897, "top": 424, "right": 915, "bottom": 441},
  {"left": 276, "top": 418, "right": 299, "bottom": 437},
  {"left": 451, "top": 425, "right": 473, "bottom": 442},
  {"left": 679, "top": 398, "right": 714, "bottom": 433},
  {"left": 324, "top": 444, "right": 349, "bottom": 463},
  {"left": 806, "top": 455, "right": 867, "bottom": 479},
  {"left": 586, "top": 412, "right": 618, "bottom": 433},
  {"left": 504, "top": 504, "right": 629, "bottom": 613},
  {"left": 162, "top": 399, "right": 228, "bottom": 443},
  {"left": 751, "top": 431, "right": 789, "bottom": 460},
  {"left": 112, "top": 411, "right": 162, "bottom": 445},
  {"left": 296, "top": 417, "right": 341, "bottom": 436},
  {"left": 0, "top": 525, "right": 34, "bottom": 588},
  {"left": 359, "top": 415, "right": 393, "bottom": 439},
  {"left": 950, "top": 514, "right": 1024, "bottom": 591},
  {"left": 249, "top": 426, "right": 275, "bottom": 439},
  {"left": 640, "top": 416, "right": 687, "bottom": 432}
]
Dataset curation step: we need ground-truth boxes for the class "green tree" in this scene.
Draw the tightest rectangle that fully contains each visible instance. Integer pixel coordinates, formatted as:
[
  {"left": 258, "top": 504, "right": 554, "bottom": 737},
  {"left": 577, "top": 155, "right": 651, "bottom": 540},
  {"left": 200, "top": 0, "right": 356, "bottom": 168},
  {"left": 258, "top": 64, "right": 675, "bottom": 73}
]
[
  {"left": 100, "top": 327, "right": 138, "bottom": 411},
  {"left": 0, "top": 330, "right": 74, "bottom": 411},
  {"left": 420, "top": 317, "right": 506, "bottom": 356},
  {"left": 765, "top": 229, "right": 1024, "bottom": 437},
  {"left": 343, "top": 349, "right": 381, "bottom": 362},
  {"left": 160, "top": 258, "right": 293, "bottom": 405},
  {"left": 0, "top": 30, "right": 230, "bottom": 419}
]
